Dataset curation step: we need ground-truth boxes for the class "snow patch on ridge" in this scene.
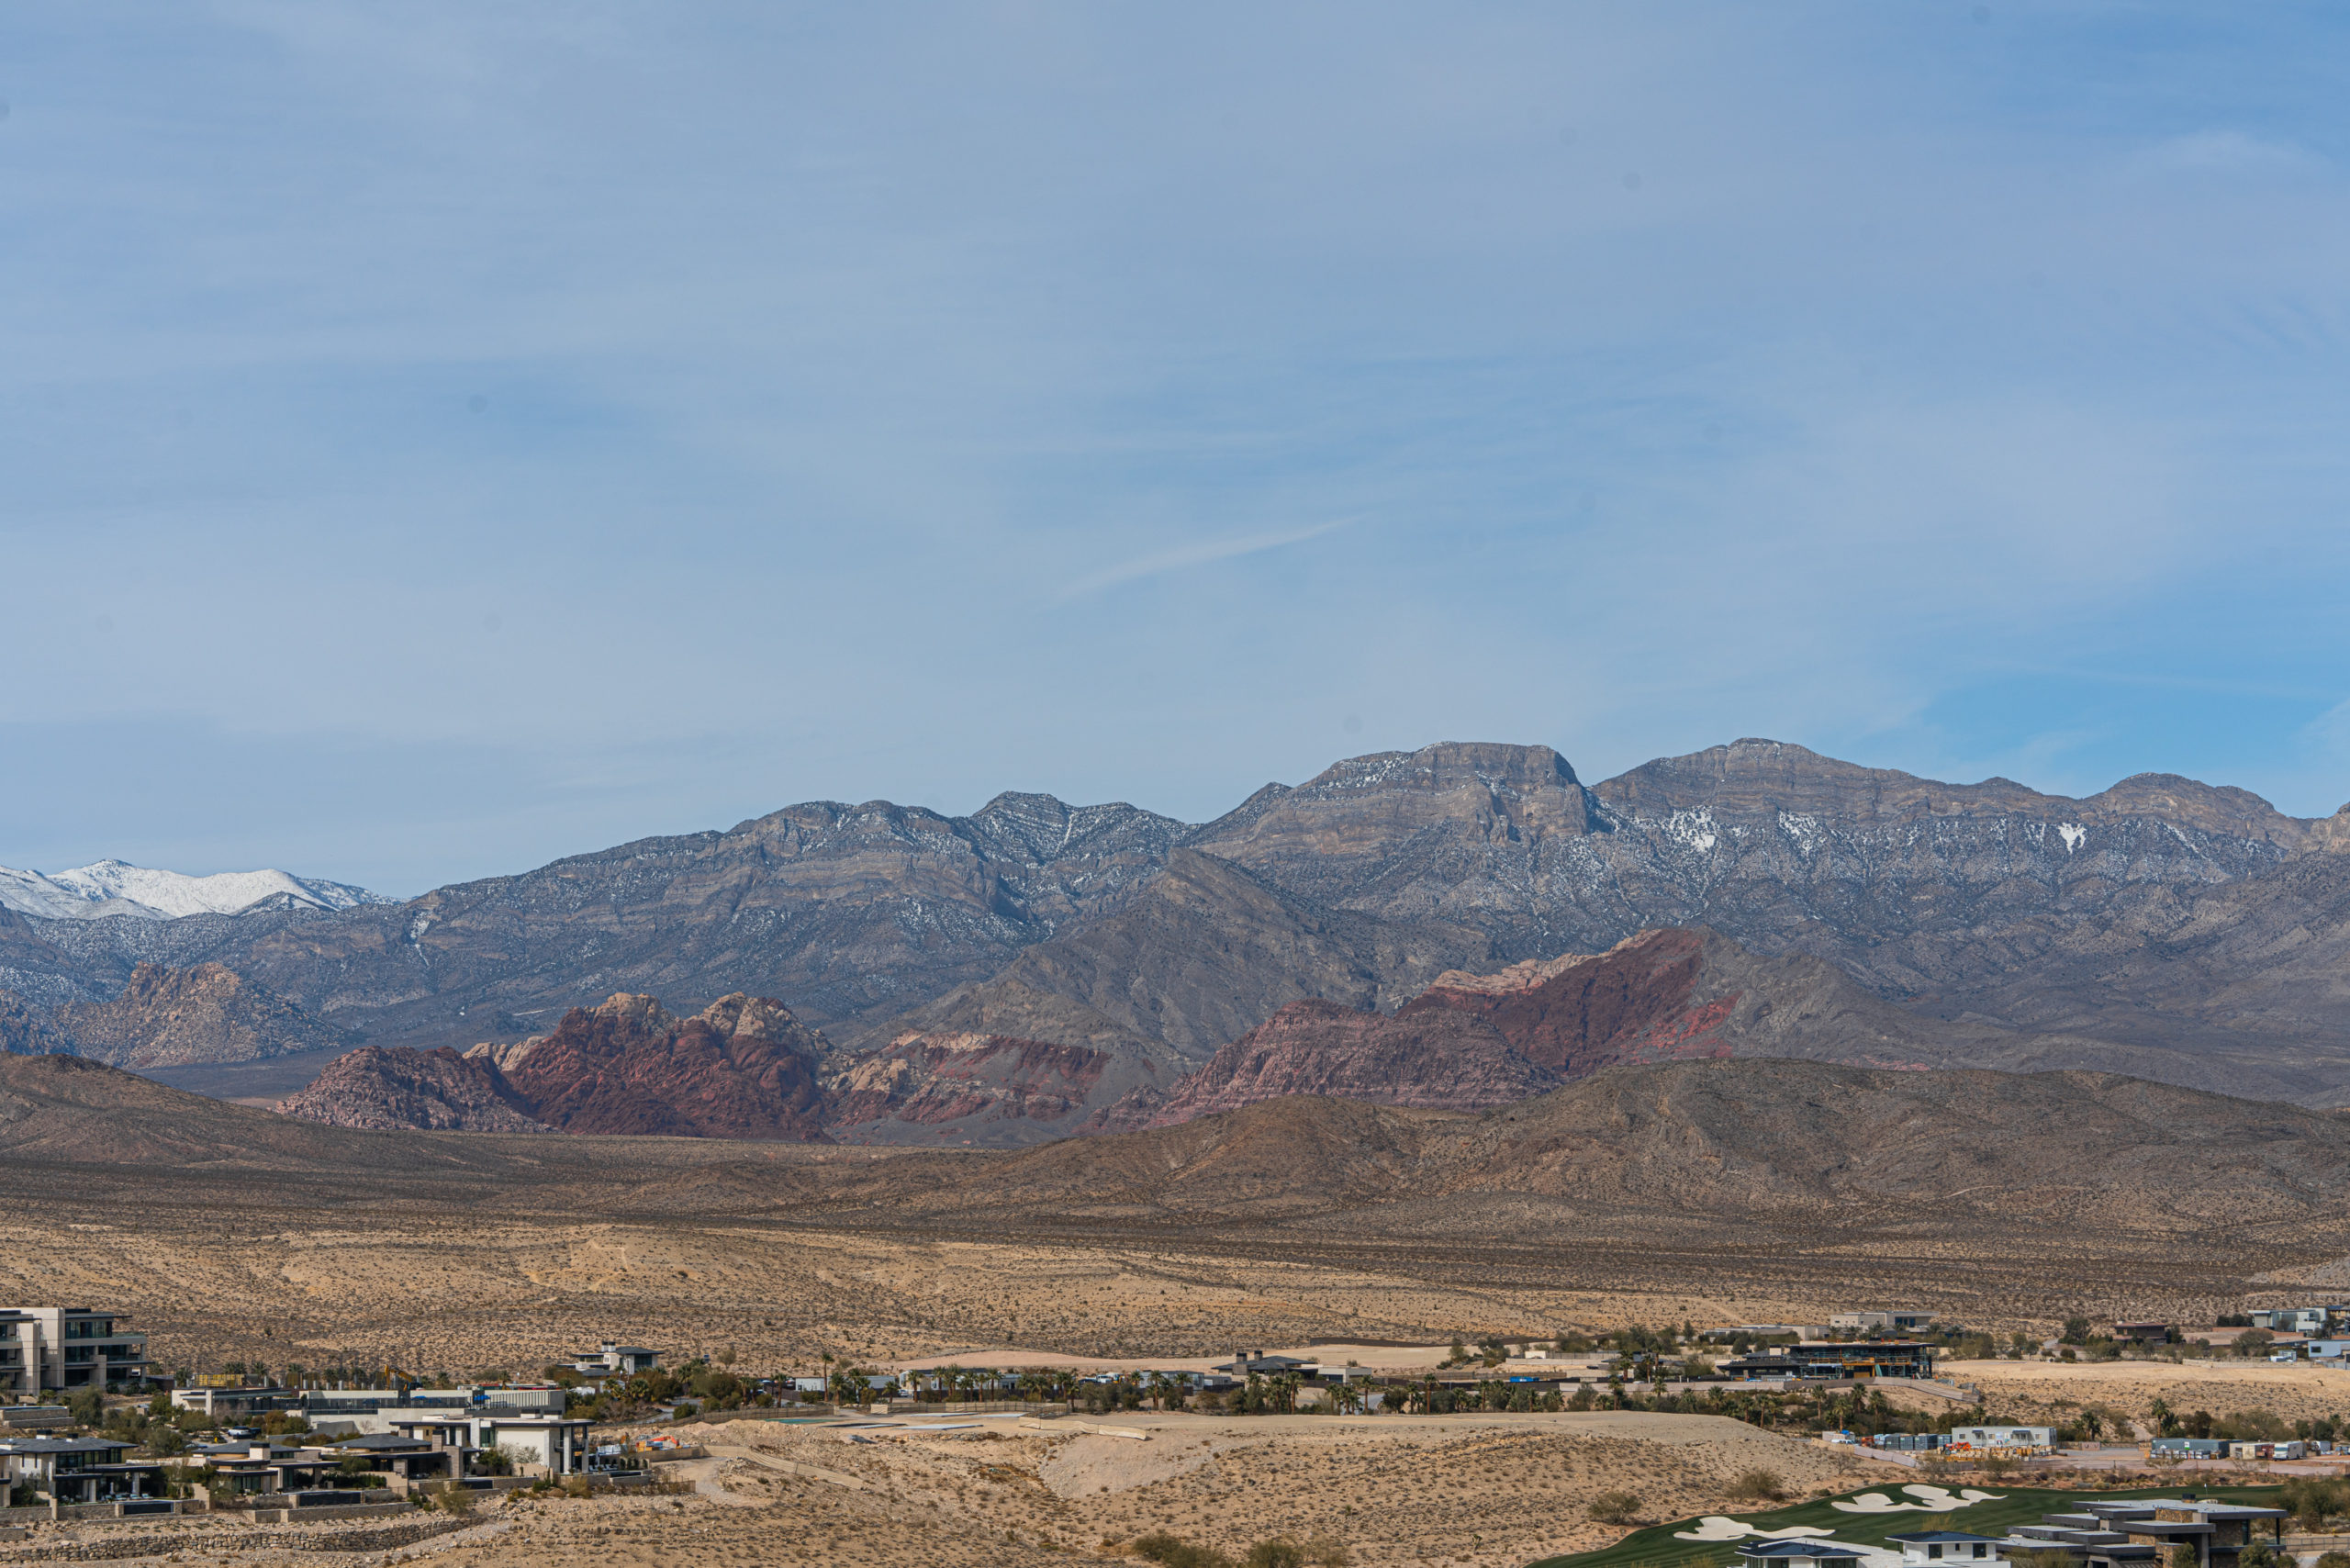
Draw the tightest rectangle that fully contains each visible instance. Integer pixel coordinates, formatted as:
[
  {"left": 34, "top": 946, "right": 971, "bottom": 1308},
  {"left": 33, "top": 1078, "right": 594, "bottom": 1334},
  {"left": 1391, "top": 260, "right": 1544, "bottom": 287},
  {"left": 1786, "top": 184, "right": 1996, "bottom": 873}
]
[{"left": 0, "top": 859, "right": 387, "bottom": 922}]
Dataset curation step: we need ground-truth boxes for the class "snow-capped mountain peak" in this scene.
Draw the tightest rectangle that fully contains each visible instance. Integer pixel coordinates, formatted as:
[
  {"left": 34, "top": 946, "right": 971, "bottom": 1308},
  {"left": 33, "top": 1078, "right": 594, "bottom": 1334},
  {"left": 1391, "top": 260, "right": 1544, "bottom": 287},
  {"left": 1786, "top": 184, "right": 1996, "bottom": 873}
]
[{"left": 0, "top": 859, "right": 391, "bottom": 922}]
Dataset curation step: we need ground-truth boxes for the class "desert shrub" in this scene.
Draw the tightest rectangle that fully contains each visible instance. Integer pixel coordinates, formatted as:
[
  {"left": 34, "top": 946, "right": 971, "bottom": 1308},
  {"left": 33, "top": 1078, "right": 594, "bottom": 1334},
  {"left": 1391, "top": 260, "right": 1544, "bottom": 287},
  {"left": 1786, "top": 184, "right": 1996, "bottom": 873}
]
[
  {"left": 2310, "top": 1553, "right": 2350, "bottom": 1568},
  {"left": 1133, "top": 1532, "right": 1237, "bottom": 1568},
  {"left": 1588, "top": 1491, "right": 1642, "bottom": 1525},
  {"left": 1727, "top": 1469, "right": 1785, "bottom": 1503},
  {"left": 435, "top": 1487, "right": 478, "bottom": 1517},
  {"left": 2240, "top": 1543, "right": 2283, "bottom": 1568},
  {"left": 2281, "top": 1477, "right": 2350, "bottom": 1529},
  {"left": 1302, "top": 1539, "right": 1350, "bottom": 1566},
  {"left": 1248, "top": 1540, "right": 1304, "bottom": 1568}
]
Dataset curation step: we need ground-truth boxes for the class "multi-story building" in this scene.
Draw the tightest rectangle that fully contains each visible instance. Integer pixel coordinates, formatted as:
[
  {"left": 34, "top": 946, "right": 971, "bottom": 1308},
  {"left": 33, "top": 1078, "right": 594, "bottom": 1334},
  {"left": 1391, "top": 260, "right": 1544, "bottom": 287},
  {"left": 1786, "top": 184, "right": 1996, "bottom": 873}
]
[
  {"left": 0, "top": 1435, "right": 163, "bottom": 1504},
  {"left": 1719, "top": 1339, "right": 1939, "bottom": 1381},
  {"left": 0, "top": 1308, "right": 149, "bottom": 1394},
  {"left": 570, "top": 1341, "right": 658, "bottom": 1377},
  {"left": 2250, "top": 1305, "right": 2350, "bottom": 1335}
]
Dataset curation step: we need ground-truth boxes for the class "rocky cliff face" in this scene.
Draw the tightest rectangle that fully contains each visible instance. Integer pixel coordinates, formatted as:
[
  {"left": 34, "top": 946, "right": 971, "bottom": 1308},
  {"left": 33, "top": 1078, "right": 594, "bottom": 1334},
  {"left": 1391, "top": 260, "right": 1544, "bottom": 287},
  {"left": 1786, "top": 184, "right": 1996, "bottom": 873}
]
[
  {"left": 274, "top": 1046, "right": 548, "bottom": 1132},
  {"left": 1147, "top": 925, "right": 2060, "bottom": 1127},
  {"left": 1191, "top": 738, "right": 2328, "bottom": 1000},
  {"left": 16, "top": 736, "right": 2350, "bottom": 1109},
  {"left": 888, "top": 848, "right": 1492, "bottom": 1062},
  {"left": 504, "top": 993, "right": 833, "bottom": 1140},
  {"left": 275, "top": 991, "right": 835, "bottom": 1140},
  {"left": 52, "top": 963, "right": 351, "bottom": 1070},
  {"left": 0, "top": 793, "right": 1188, "bottom": 1056},
  {"left": 0, "top": 990, "right": 68, "bottom": 1056},
  {"left": 1147, "top": 999, "right": 1558, "bottom": 1124},
  {"left": 823, "top": 1032, "right": 1170, "bottom": 1146}
]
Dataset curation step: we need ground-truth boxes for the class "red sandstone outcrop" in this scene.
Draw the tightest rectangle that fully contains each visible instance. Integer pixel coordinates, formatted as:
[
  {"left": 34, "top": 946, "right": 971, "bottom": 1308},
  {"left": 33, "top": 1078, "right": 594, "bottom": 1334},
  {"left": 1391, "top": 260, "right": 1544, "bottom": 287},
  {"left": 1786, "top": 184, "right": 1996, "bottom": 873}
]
[
  {"left": 277, "top": 991, "right": 835, "bottom": 1141},
  {"left": 1400, "top": 928, "right": 1738, "bottom": 1077},
  {"left": 1147, "top": 999, "right": 1557, "bottom": 1125},
  {"left": 822, "top": 1031, "right": 1170, "bottom": 1147},
  {"left": 503, "top": 992, "right": 832, "bottom": 1140},
  {"left": 1144, "top": 924, "right": 2023, "bottom": 1128}
]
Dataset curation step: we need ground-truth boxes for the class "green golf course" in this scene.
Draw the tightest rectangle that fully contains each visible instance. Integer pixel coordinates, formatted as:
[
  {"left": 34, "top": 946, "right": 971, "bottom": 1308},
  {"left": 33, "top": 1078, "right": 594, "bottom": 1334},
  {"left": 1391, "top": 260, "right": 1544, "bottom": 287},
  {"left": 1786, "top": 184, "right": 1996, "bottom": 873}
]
[{"left": 1530, "top": 1482, "right": 2288, "bottom": 1568}]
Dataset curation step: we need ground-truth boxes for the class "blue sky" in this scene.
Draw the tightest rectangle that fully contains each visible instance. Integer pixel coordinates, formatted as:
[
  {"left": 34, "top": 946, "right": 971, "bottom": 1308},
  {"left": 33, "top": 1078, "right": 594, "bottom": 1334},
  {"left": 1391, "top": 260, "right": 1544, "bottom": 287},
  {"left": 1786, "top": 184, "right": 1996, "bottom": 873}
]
[{"left": 5, "top": 2, "right": 2349, "bottom": 895}]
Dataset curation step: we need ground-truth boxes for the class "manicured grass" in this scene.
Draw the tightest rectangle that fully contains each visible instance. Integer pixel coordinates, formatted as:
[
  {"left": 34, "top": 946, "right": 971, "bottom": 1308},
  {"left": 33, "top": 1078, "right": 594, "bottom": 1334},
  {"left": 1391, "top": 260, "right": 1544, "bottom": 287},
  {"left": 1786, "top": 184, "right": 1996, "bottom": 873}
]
[{"left": 1528, "top": 1482, "right": 2287, "bottom": 1568}]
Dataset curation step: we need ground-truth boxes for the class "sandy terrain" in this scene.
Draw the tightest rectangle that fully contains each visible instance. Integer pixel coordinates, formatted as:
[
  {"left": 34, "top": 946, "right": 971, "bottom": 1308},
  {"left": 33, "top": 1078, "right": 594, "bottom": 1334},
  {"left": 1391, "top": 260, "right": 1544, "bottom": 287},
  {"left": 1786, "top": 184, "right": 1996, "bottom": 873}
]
[
  {"left": 0, "top": 1208, "right": 2282, "bottom": 1383},
  {"left": 0, "top": 1409, "right": 1891, "bottom": 1568},
  {"left": 1942, "top": 1358, "right": 2350, "bottom": 1428}
]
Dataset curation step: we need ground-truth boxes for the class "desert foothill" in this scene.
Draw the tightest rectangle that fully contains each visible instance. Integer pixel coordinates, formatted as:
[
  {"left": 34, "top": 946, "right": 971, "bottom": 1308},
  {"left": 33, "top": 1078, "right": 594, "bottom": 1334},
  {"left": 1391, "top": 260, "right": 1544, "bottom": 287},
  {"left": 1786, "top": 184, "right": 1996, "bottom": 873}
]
[{"left": 11, "top": 4, "right": 2350, "bottom": 1567}]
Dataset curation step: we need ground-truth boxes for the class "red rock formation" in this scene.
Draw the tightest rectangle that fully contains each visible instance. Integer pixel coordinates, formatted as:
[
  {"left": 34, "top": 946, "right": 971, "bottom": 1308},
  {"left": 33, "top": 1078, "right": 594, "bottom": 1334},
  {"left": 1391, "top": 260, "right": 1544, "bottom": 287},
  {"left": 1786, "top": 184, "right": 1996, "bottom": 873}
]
[
  {"left": 1142, "top": 924, "right": 2007, "bottom": 1128},
  {"left": 1147, "top": 999, "right": 1559, "bottom": 1126},
  {"left": 275, "top": 991, "right": 836, "bottom": 1141},
  {"left": 274, "top": 1046, "right": 547, "bottom": 1133},
  {"left": 1400, "top": 928, "right": 1737, "bottom": 1075},
  {"left": 505, "top": 992, "right": 832, "bottom": 1141},
  {"left": 823, "top": 1031, "right": 1170, "bottom": 1147}
]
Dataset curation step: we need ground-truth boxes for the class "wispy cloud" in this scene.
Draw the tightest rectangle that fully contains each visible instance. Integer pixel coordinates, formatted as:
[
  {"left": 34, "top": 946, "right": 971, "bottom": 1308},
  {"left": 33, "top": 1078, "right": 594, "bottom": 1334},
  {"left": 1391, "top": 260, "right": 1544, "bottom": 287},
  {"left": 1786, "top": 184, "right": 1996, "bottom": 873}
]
[
  {"left": 1058, "top": 518, "right": 1356, "bottom": 599},
  {"left": 2144, "top": 129, "right": 2326, "bottom": 176}
]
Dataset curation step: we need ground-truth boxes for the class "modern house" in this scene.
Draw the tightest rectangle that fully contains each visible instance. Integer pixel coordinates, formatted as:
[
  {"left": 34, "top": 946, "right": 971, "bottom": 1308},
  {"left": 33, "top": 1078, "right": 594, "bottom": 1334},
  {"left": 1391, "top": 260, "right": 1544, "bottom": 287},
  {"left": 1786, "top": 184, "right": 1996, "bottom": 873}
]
[
  {"left": 1736, "top": 1540, "right": 1864, "bottom": 1568},
  {"left": 2006, "top": 1497, "right": 2288, "bottom": 1568},
  {"left": 2249, "top": 1306, "right": 2349, "bottom": 1335},
  {"left": 1888, "top": 1530, "right": 2008, "bottom": 1566},
  {"left": 187, "top": 1435, "right": 461, "bottom": 1497},
  {"left": 1720, "top": 1340, "right": 1938, "bottom": 1381},
  {"left": 388, "top": 1411, "right": 595, "bottom": 1477},
  {"left": 0, "top": 1308, "right": 149, "bottom": 1394},
  {"left": 571, "top": 1341, "right": 658, "bottom": 1376},
  {"left": 0, "top": 1436, "right": 163, "bottom": 1505}
]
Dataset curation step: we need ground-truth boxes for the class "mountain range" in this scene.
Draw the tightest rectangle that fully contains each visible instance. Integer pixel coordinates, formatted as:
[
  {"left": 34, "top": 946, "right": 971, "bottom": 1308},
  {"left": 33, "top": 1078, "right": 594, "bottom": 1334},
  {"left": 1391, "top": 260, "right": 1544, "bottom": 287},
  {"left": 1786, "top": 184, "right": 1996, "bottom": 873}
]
[
  {"left": 10, "top": 736, "right": 2350, "bottom": 1139},
  {"left": 0, "top": 859, "right": 386, "bottom": 922},
  {"left": 10, "top": 1048, "right": 2350, "bottom": 1255}
]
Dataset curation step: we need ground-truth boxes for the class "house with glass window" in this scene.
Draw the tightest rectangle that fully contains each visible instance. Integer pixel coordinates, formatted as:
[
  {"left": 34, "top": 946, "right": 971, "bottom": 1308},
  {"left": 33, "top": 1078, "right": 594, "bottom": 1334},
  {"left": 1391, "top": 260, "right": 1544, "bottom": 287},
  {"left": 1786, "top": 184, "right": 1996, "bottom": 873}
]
[
  {"left": 0, "top": 1307, "right": 149, "bottom": 1394},
  {"left": 1889, "top": 1531, "right": 2008, "bottom": 1566},
  {"left": 0, "top": 1435, "right": 163, "bottom": 1505}
]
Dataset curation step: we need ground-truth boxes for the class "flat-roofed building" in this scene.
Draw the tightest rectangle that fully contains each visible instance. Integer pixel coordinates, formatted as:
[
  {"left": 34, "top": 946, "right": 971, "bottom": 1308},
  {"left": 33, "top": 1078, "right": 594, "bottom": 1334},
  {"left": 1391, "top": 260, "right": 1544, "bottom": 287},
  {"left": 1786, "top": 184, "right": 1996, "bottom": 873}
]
[
  {"left": 1889, "top": 1530, "right": 2008, "bottom": 1565},
  {"left": 0, "top": 1307, "right": 148, "bottom": 1394},
  {"left": 571, "top": 1341, "right": 658, "bottom": 1376},
  {"left": 389, "top": 1412, "right": 593, "bottom": 1477},
  {"left": 1721, "top": 1340, "right": 1938, "bottom": 1381},
  {"left": 1737, "top": 1540, "right": 1863, "bottom": 1568},
  {"left": 2020, "top": 1498, "right": 2289, "bottom": 1568},
  {"left": 0, "top": 1435, "right": 163, "bottom": 1505}
]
